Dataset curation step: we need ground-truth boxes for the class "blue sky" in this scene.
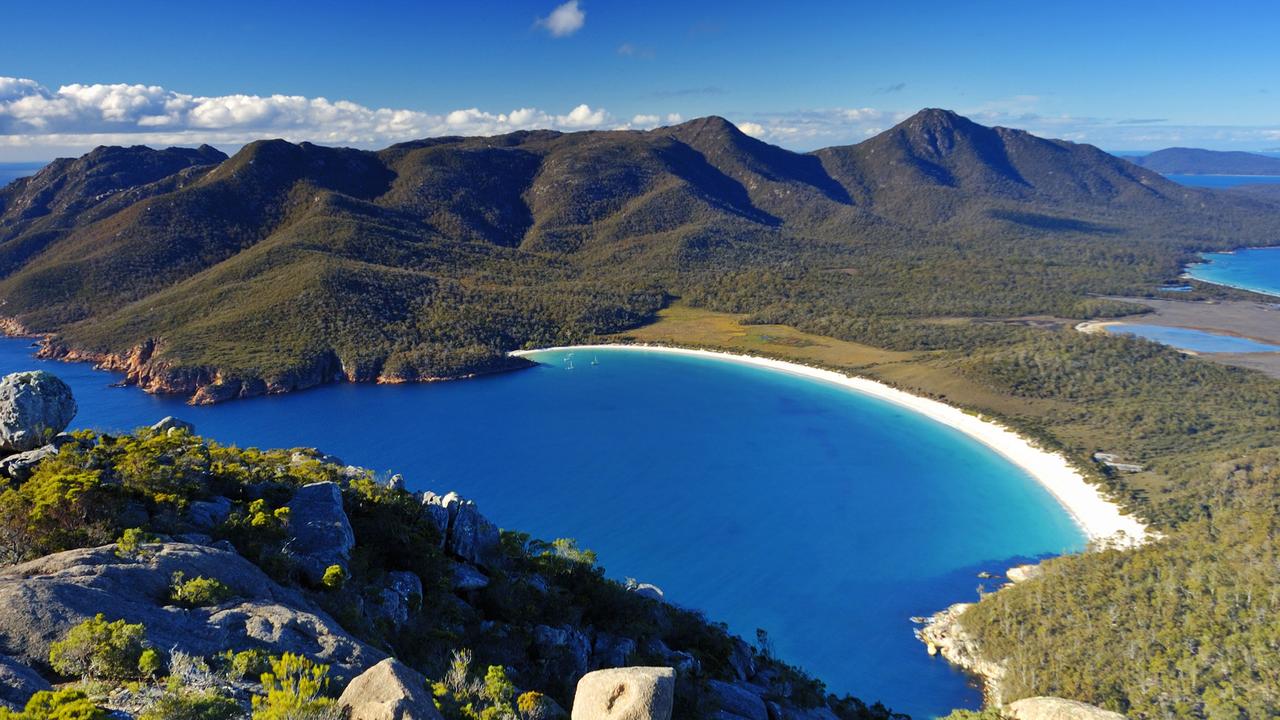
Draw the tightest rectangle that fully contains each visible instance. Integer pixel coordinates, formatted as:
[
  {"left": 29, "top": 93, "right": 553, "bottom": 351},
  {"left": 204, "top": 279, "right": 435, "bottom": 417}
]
[{"left": 2, "top": 0, "right": 1279, "bottom": 160}]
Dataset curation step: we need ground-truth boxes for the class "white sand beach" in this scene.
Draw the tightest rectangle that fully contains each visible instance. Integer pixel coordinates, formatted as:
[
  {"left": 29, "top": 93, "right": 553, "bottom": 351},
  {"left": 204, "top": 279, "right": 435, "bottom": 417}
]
[{"left": 514, "top": 344, "right": 1149, "bottom": 545}]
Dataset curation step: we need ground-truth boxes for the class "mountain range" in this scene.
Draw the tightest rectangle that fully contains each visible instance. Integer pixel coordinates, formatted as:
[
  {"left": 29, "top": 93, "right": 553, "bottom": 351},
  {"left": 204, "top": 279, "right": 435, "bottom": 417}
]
[{"left": 2, "top": 109, "right": 1278, "bottom": 402}]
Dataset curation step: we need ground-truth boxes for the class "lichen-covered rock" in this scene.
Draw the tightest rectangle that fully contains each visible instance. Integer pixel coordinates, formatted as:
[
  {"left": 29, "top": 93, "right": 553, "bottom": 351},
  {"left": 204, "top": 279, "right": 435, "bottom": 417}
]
[
  {"left": 571, "top": 666, "right": 675, "bottom": 720},
  {"left": 0, "top": 371, "right": 76, "bottom": 453},
  {"left": 285, "top": 481, "right": 356, "bottom": 584},
  {"left": 0, "top": 443, "right": 58, "bottom": 481},
  {"left": 1007, "top": 697, "right": 1126, "bottom": 720},
  {"left": 0, "top": 653, "right": 50, "bottom": 710},
  {"left": 704, "top": 680, "right": 767, "bottom": 720},
  {"left": 0, "top": 543, "right": 383, "bottom": 680},
  {"left": 339, "top": 657, "right": 443, "bottom": 720}
]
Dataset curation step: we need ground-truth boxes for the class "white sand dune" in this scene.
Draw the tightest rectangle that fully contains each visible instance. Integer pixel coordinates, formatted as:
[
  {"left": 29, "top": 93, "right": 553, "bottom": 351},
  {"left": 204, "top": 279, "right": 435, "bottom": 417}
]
[{"left": 514, "top": 344, "right": 1149, "bottom": 545}]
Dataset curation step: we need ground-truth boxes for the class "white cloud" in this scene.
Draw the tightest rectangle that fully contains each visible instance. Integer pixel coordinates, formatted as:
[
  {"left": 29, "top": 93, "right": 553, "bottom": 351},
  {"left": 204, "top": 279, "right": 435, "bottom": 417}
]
[
  {"left": 536, "top": 1, "right": 585, "bottom": 38},
  {"left": 0, "top": 77, "right": 645, "bottom": 157},
  {"left": 556, "top": 104, "right": 607, "bottom": 128},
  {"left": 736, "top": 121, "right": 766, "bottom": 138}
]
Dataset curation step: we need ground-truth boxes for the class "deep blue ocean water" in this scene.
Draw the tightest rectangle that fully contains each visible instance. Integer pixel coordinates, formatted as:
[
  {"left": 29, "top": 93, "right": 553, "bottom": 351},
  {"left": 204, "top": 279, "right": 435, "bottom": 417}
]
[
  {"left": 0, "top": 162, "right": 44, "bottom": 186},
  {"left": 1104, "top": 324, "right": 1280, "bottom": 353},
  {"left": 0, "top": 340, "right": 1085, "bottom": 718},
  {"left": 1186, "top": 247, "right": 1280, "bottom": 297},
  {"left": 1164, "top": 174, "right": 1280, "bottom": 188}
]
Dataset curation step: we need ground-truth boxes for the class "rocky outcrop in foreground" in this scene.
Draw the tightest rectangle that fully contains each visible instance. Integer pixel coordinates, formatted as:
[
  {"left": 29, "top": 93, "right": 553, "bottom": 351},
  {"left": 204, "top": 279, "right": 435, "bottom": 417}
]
[
  {"left": 0, "top": 542, "right": 384, "bottom": 691},
  {"left": 285, "top": 481, "right": 357, "bottom": 584},
  {"left": 339, "top": 658, "right": 443, "bottom": 720},
  {"left": 572, "top": 666, "right": 675, "bottom": 720}
]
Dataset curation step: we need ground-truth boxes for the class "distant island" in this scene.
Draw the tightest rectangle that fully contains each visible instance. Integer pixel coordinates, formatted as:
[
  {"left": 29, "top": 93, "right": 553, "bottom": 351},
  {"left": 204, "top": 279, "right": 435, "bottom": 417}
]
[{"left": 1128, "top": 147, "right": 1280, "bottom": 175}]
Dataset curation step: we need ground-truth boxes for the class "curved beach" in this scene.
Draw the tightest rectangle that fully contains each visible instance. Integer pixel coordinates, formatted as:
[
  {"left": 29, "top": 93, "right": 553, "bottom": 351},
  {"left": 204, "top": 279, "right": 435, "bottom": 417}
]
[{"left": 514, "top": 344, "right": 1148, "bottom": 545}]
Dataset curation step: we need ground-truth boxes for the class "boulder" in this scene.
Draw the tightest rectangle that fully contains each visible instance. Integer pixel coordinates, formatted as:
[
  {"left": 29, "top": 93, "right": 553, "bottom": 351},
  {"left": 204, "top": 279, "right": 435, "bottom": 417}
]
[
  {"left": 0, "top": 443, "right": 58, "bottom": 481},
  {"left": 592, "top": 632, "right": 637, "bottom": 669},
  {"left": 421, "top": 492, "right": 501, "bottom": 567},
  {"left": 187, "top": 496, "right": 234, "bottom": 530},
  {"left": 1006, "top": 564, "right": 1044, "bottom": 584},
  {"left": 770, "top": 705, "right": 839, "bottom": 720},
  {"left": 704, "top": 680, "right": 767, "bottom": 720},
  {"left": 451, "top": 562, "right": 490, "bottom": 592},
  {"left": 571, "top": 666, "right": 675, "bottom": 720},
  {"left": 285, "top": 482, "right": 356, "bottom": 584},
  {"left": 339, "top": 657, "right": 443, "bottom": 720},
  {"left": 728, "top": 638, "right": 756, "bottom": 682},
  {"left": 0, "top": 543, "right": 384, "bottom": 680},
  {"left": 626, "top": 580, "right": 665, "bottom": 602},
  {"left": 640, "top": 638, "right": 699, "bottom": 676},
  {"left": 387, "top": 474, "right": 406, "bottom": 492},
  {"left": 0, "top": 653, "right": 51, "bottom": 710},
  {"left": 1007, "top": 697, "right": 1126, "bottom": 720},
  {"left": 534, "top": 624, "right": 592, "bottom": 688},
  {"left": 420, "top": 492, "right": 450, "bottom": 546},
  {"left": 151, "top": 416, "right": 195, "bottom": 434},
  {"left": 0, "top": 371, "right": 76, "bottom": 453},
  {"left": 372, "top": 571, "right": 424, "bottom": 629}
]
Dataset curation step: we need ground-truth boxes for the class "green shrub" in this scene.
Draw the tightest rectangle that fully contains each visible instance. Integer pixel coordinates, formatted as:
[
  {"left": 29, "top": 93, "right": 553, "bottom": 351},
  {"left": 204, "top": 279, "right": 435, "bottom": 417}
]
[
  {"left": 517, "top": 691, "right": 551, "bottom": 720},
  {"left": 169, "top": 572, "right": 234, "bottom": 608},
  {"left": 251, "top": 653, "right": 336, "bottom": 720},
  {"left": 137, "top": 647, "right": 165, "bottom": 678},
  {"left": 48, "top": 614, "right": 148, "bottom": 680},
  {"left": 0, "top": 689, "right": 108, "bottom": 720},
  {"left": 320, "top": 564, "right": 347, "bottom": 590},
  {"left": 114, "top": 527, "right": 157, "bottom": 560},
  {"left": 939, "top": 710, "right": 1006, "bottom": 720},
  {"left": 139, "top": 686, "right": 240, "bottom": 720},
  {"left": 219, "top": 648, "right": 272, "bottom": 680}
]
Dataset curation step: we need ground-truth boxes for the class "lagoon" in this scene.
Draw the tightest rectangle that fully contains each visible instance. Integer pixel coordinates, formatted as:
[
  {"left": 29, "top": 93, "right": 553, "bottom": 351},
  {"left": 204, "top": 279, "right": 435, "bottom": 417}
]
[
  {"left": 0, "top": 339, "right": 1086, "bottom": 718},
  {"left": 1185, "top": 247, "right": 1280, "bottom": 297},
  {"left": 1103, "top": 324, "right": 1280, "bottom": 354}
]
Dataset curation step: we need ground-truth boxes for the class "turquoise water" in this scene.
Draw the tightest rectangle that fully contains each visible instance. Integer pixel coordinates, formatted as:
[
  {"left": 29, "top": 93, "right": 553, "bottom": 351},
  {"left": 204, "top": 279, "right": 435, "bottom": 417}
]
[
  {"left": 1165, "top": 174, "right": 1280, "bottom": 188},
  {"left": 1186, "top": 247, "right": 1280, "bottom": 297},
  {"left": 1104, "top": 324, "right": 1280, "bottom": 353},
  {"left": 0, "top": 340, "right": 1085, "bottom": 718}
]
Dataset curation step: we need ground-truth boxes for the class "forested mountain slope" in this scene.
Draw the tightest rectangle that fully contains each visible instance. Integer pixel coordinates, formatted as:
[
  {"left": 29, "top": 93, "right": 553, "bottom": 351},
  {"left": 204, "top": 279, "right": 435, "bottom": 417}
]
[{"left": 1, "top": 109, "right": 1278, "bottom": 402}]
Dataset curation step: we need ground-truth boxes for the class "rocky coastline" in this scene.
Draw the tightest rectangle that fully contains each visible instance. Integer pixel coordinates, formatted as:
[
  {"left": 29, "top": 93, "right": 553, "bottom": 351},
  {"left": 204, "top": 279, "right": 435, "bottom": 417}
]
[{"left": 4, "top": 324, "right": 534, "bottom": 404}]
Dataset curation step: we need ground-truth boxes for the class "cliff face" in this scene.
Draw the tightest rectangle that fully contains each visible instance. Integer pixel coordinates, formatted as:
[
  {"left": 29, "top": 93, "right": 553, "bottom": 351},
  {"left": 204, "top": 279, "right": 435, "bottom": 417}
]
[{"left": 917, "top": 602, "right": 1008, "bottom": 703}]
